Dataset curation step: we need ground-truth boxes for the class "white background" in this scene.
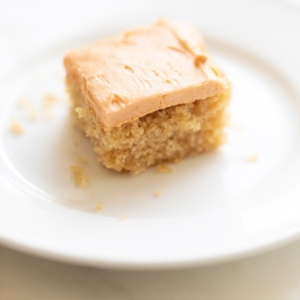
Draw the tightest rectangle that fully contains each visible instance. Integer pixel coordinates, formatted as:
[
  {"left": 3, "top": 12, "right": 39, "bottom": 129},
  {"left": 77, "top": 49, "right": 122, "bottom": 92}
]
[{"left": 1, "top": 0, "right": 300, "bottom": 299}]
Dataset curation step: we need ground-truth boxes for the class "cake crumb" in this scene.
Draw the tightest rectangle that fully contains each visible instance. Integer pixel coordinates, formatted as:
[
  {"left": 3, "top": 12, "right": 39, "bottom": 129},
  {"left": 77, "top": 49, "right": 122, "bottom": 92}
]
[
  {"left": 29, "top": 111, "right": 53, "bottom": 121},
  {"left": 77, "top": 156, "right": 88, "bottom": 164},
  {"left": 244, "top": 155, "right": 258, "bottom": 163},
  {"left": 70, "top": 165, "right": 88, "bottom": 188},
  {"left": 120, "top": 215, "right": 127, "bottom": 221},
  {"left": 28, "top": 108, "right": 38, "bottom": 120},
  {"left": 59, "top": 75, "right": 65, "bottom": 82},
  {"left": 229, "top": 123, "right": 244, "bottom": 132},
  {"left": 95, "top": 204, "right": 103, "bottom": 211},
  {"left": 18, "top": 97, "right": 32, "bottom": 108},
  {"left": 154, "top": 190, "right": 162, "bottom": 197},
  {"left": 40, "top": 111, "right": 53, "bottom": 120},
  {"left": 10, "top": 119, "right": 24, "bottom": 135},
  {"left": 44, "top": 94, "right": 57, "bottom": 108},
  {"left": 156, "top": 164, "right": 173, "bottom": 174},
  {"left": 75, "top": 107, "right": 91, "bottom": 119}
]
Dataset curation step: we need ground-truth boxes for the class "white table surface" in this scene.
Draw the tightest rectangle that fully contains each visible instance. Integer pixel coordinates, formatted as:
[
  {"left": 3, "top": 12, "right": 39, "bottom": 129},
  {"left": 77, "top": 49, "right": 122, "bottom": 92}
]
[
  {"left": 1, "top": 240, "right": 300, "bottom": 300},
  {"left": 1, "top": 0, "right": 300, "bottom": 299}
]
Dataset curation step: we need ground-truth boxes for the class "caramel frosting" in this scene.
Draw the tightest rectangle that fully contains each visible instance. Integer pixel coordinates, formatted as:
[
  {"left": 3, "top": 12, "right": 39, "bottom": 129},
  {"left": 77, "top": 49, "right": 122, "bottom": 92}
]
[{"left": 64, "top": 19, "right": 230, "bottom": 128}]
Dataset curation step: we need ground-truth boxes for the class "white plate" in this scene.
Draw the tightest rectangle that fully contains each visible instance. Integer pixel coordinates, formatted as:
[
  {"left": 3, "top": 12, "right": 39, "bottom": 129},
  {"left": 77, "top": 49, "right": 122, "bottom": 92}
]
[{"left": 1, "top": 0, "right": 300, "bottom": 269}]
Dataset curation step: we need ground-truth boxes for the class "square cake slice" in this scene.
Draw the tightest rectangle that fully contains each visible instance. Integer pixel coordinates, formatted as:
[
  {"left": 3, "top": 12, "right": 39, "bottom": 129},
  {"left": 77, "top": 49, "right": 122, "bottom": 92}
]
[{"left": 64, "top": 19, "right": 231, "bottom": 174}]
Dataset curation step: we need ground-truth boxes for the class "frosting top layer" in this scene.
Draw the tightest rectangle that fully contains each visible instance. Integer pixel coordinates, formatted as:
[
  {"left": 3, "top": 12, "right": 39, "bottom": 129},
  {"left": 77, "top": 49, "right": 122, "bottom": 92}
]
[{"left": 64, "top": 19, "right": 229, "bottom": 128}]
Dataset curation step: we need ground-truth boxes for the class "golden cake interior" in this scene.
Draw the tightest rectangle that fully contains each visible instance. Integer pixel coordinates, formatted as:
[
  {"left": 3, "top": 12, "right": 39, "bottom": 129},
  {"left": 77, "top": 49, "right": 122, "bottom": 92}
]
[{"left": 67, "top": 80, "right": 231, "bottom": 174}]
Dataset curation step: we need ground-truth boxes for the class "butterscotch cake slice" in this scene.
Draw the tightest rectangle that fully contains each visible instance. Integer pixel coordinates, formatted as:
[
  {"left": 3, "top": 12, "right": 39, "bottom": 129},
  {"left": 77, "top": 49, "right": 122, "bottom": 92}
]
[{"left": 64, "top": 19, "right": 231, "bottom": 174}]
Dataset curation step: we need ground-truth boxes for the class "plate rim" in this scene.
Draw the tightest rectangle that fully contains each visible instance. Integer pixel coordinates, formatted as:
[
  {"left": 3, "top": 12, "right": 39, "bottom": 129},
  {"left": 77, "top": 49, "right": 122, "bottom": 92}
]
[{"left": 1, "top": 0, "right": 300, "bottom": 269}]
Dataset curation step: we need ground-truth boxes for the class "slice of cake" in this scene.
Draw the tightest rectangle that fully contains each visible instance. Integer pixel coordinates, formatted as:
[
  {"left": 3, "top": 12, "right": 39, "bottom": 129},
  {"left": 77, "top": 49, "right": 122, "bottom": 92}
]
[{"left": 64, "top": 19, "right": 231, "bottom": 174}]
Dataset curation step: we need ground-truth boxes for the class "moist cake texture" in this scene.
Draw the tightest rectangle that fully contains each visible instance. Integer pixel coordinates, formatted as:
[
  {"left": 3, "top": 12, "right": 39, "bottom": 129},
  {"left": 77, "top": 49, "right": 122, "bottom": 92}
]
[{"left": 64, "top": 19, "right": 232, "bottom": 174}]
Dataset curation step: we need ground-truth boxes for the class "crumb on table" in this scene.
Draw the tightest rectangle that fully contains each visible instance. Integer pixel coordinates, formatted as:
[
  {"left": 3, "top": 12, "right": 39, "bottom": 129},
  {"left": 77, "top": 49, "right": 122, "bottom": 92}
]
[
  {"left": 154, "top": 190, "right": 162, "bottom": 197},
  {"left": 156, "top": 164, "right": 173, "bottom": 174},
  {"left": 70, "top": 165, "right": 88, "bottom": 188},
  {"left": 10, "top": 119, "right": 24, "bottom": 135}
]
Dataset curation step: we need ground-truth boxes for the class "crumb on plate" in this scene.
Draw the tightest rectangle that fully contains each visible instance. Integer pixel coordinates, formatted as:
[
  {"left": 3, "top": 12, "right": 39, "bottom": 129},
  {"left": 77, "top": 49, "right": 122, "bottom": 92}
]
[
  {"left": 44, "top": 94, "right": 57, "bottom": 108},
  {"left": 18, "top": 97, "right": 32, "bottom": 108},
  {"left": 40, "top": 111, "right": 53, "bottom": 120},
  {"left": 10, "top": 119, "right": 24, "bottom": 135},
  {"left": 77, "top": 156, "right": 88, "bottom": 164},
  {"left": 18, "top": 94, "right": 57, "bottom": 121},
  {"left": 28, "top": 108, "right": 38, "bottom": 120},
  {"left": 120, "top": 215, "right": 127, "bottom": 221},
  {"left": 244, "top": 155, "right": 258, "bottom": 163},
  {"left": 70, "top": 165, "right": 88, "bottom": 188},
  {"left": 228, "top": 123, "right": 244, "bottom": 132},
  {"left": 95, "top": 204, "right": 103, "bottom": 211},
  {"left": 73, "top": 140, "right": 80, "bottom": 147},
  {"left": 154, "top": 190, "right": 162, "bottom": 197},
  {"left": 156, "top": 164, "right": 173, "bottom": 174}
]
